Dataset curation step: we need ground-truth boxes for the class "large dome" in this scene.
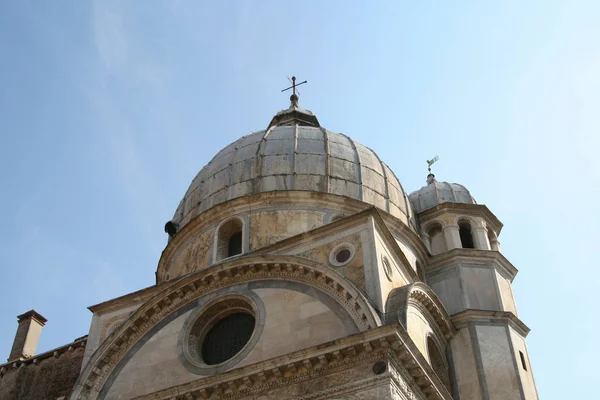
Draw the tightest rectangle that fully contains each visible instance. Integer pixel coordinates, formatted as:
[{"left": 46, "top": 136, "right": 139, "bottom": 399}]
[{"left": 173, "top": 121, "right": 411, "bottom": 230}]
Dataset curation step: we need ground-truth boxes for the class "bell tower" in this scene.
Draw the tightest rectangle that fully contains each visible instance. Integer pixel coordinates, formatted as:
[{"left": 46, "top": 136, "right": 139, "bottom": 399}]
[{"left": 409, "top": 174, "right": 539, "bottom": 399}]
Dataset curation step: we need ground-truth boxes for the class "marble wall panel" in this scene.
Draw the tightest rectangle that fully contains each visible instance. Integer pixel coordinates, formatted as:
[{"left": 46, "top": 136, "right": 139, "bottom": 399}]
[
  {"left": 83, "top": 304, "right": 142, "bottom": 370},
  {"left": 104, "top": 288, "right": 349, "bottom": 399},
  {"left": 393, "top": 237, "right": 418, "bottom": 274},
  {"left": 169, "top": 229, "right": 213, "bottom": 278},
  {"left": 509, "top": 327, "right": 538, "bottom": 399},
  {"left": 105, "top": 311, "right": 195, "bottom": 400},
  {"left": 476, "top": 325, "right": 521, "bottom": 400},
  {"left": 297, "top": 232, "right": 365, "bottom": 292},
  {"left": 461, "top": 266, "right": 501, "bottom": 310},
  {"left": 374, "top": 231, "right": 409, "bottom": 313},
  {"left": 496, "top": 271, "right": 518, "bottom": 315},
  {"left": 249, "top": 209, "right": 326, "bottom": 250},
  {"left": 239, "top": 288, "right": 348, "bottom": 368},
  {"left": 450, "top": 328, "right": 483, "bottom": 400},
  {"left": 428, "top": 269, "right": 463, "bottom": 315},
  {"left": 406, "top": 308, "right": 433, "bottom": 357}
]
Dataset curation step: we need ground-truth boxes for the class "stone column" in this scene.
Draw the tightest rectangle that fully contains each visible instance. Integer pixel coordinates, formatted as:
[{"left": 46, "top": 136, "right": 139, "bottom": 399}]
[
  {"left": 443, "top": 224, "right": 462, "bottom": 250},
  {"left": 472, "top": 227, "right": 491, "bottom": 250},
  {"left": 489, "top": 231, "right": 501, "bottom": 252},
  {"left": 421, "top": 233, "right": 432, "bottom": 253}
]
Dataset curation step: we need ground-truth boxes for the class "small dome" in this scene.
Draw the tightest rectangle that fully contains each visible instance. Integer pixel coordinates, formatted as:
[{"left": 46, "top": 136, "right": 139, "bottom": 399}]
[
  {"left": 408, "top": 180, "right": 476, "bottom": 213},
  {"left": 172, "top": 123, "right": 411, "bottom": 230}
]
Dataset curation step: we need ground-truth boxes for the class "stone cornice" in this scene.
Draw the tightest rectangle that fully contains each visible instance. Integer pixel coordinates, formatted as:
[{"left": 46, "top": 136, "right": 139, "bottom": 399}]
[
  {"left": 88, "top": 283, "right": 165, "bottom": 315},
  {"left": 416, "top": 203, "right": 503, "bottom": 235},
  {"left": 427, "top": 248, "right": 518, "bottom": 281},
  {"left": 70, "top": 256, "right": 384, "bottom": 400},
  {"left": 129, "top": 323, "right": 451, "bottom": 400},
  {"left": 451, "top": 309, "right": 531, "bottom": 337}
]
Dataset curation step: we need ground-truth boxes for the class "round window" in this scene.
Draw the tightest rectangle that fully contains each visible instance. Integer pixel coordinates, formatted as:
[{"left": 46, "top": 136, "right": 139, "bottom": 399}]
[
  {"left": 201, "top": 312, "right": 255, "bottom": 365},
  {"left": 180, "top": 294, "right": 264, "bottom": 374},
  {"left": 382, "top": 255, "right": 393, "bottom": 281},
  {"left": 329, "top": 243, "right": 356, "bottom": 267}
]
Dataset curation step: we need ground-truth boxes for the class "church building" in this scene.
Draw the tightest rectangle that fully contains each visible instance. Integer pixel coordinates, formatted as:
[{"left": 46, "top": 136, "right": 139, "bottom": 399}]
[{"left": 0, "top": 85, "right": 538, "bottom": 399}]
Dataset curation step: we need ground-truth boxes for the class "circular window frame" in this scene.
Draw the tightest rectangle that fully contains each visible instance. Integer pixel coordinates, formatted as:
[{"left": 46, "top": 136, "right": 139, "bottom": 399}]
[
  {"left": 180, "top": 292, "right": 265, "bottom": 375},
  {"left": 382, "top": 255, "right": 393, "bottom": 281},
  {"left": 329, "top": 243, "right": 356, "bottom": 267}
]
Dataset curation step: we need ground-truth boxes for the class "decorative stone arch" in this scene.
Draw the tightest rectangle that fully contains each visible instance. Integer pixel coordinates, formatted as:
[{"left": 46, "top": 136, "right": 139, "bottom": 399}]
[
  {"left": 384, "top": 283, "right": 455, "bottom": 393},
  {"left": 451, "top": 214, "right": 481, "bottom": 228},
  {"left": 384, "top": 282, "right": 456, "bottom": 342},
  {"left": 70, "top": 255, "right": 381, "bottom": 400}
]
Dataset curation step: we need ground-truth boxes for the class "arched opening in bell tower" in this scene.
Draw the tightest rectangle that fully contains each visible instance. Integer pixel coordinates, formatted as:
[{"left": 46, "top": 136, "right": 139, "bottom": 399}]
[
  {"left": 458, "top": 220, "right": 475, "bottom": 249},
  {"left": 427, "top": 223, "right": 446, "bottom": 255}
]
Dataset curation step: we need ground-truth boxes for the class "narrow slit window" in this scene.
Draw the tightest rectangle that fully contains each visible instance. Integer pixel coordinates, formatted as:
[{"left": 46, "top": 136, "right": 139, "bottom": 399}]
[{"left": 519, "top": 351, "right": 528, "bottom": 371}]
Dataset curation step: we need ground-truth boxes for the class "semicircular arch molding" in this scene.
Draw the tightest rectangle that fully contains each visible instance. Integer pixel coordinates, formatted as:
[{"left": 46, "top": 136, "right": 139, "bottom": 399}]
[
  {"left": 70, "top": 255, "right": 381, "bottom": 400},
  {"left": 453, "top": 214, "right": 484, "bottom": 229},
  {"left": 423, "top": 220, "right": 446, "bottom": 234},
  {"left": 385, "top": 282, "right": 456, "bottom": 342}
]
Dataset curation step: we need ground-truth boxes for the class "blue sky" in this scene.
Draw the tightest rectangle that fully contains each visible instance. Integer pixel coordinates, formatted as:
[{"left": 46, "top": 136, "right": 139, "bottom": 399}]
[{"left": 1, "top": 1, "right": 598, "bottom": 398}]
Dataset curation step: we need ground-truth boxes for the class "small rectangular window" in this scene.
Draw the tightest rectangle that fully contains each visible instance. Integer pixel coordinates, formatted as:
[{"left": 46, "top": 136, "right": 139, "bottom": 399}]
[{"left": 519, "top": 351, "right": 527, "bottom": 371}]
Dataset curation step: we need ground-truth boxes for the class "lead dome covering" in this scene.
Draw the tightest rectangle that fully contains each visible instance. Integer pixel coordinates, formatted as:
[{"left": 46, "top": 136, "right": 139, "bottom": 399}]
[
  {"left": 408, "top": 181, "right": 476, "bottom": 213},
  {"left": 173, "top": 125, "right": 412, "bottom": 229}
]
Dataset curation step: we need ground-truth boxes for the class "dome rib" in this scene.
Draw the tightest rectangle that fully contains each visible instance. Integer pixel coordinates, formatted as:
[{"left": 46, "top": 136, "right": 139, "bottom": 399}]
[
  {"left": 339, "top": 132, "right": 363, "bottom": 201},
  {"left": 372, "top": 149, "right": 391, "bottom": 214}
]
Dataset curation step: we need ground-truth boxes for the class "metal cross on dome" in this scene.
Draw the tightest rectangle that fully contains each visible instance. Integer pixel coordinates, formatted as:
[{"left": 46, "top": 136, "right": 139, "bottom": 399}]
[{"left": 281, "top": 76, "right": 307, "bottom": 97}]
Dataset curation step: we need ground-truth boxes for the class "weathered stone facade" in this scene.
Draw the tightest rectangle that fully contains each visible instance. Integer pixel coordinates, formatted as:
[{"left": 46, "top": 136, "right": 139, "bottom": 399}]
[{"left": 1, "top": 99, "right": 538, "bottom": 399}]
